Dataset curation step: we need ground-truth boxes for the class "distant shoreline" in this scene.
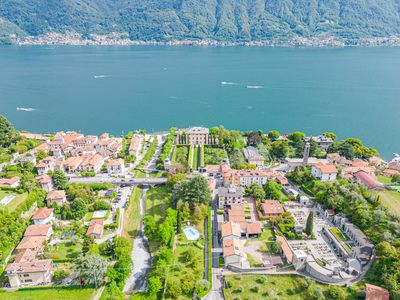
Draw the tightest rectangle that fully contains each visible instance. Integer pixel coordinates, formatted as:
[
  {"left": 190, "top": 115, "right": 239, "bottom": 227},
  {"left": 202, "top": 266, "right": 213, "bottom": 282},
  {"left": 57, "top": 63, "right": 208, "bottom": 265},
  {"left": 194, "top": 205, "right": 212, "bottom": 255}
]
[{"left": 6, "top": 33, "right": 400, "bottom": 48}]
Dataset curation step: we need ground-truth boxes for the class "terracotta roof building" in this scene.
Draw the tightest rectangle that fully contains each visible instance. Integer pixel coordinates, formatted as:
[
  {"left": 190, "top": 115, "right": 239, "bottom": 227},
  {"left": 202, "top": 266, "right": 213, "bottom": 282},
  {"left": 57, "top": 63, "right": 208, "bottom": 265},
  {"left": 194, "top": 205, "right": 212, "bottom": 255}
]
[
  {"left": 16, "top": 236, "right": 46, "bottom": 252},
  {"left": 31, "top": 208, "right": 54, "bottom": 225},
  {"left": 0, "top": 176, "right": 21, "bottom": 188},
  {"left": 24, "top": 224, "right": 53, "bottom": 240},
  {"left": 46, "top": 190, "right": 67, "bottom": 206},
  {"left": 312, "top": 163, "right": 338, "bottom": 181},
  {"left": 86, "top": 219, "right": 104, "bottom": 238},
  {"left": 365, "top": 284, "right": 390, "bottom": 300},
  {"left": 261, "top": 200, "right": 284, "bottom": 216},
  {"left": 354, "top": 171, "right": 384, "bottom": 190}
]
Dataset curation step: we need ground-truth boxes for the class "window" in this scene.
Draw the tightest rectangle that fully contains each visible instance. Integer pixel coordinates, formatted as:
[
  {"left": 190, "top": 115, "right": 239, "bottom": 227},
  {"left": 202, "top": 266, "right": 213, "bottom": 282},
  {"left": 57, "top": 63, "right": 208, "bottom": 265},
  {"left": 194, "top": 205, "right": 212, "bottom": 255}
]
[
  {"left": 23, "top": 274, "right": 30, "bottom": 277},
  {"left": 25, "top": 279, "right": 33, "bottom": 282}
]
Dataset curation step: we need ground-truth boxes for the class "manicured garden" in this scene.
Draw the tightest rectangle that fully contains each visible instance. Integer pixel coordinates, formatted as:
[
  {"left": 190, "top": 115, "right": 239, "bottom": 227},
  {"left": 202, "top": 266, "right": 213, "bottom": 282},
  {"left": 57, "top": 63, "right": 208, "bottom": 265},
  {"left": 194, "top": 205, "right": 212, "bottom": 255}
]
[
  {"left": 223, "top": 274, "right": 359, "bottom": 300},
  {"left": 49, "top": 242, "right": 82, "bottom": 262},
  {"left": 0, "top": 287, "right": 97, "bottom": 300},
  {"left": 203, "top": 146, "right": 227, "bottom": 165},
  {"left": 0, "top": 191, "right": 28, "bottom": 212},
  {"left": 171, "top": 145, "right": 189, "bottom": 165}
]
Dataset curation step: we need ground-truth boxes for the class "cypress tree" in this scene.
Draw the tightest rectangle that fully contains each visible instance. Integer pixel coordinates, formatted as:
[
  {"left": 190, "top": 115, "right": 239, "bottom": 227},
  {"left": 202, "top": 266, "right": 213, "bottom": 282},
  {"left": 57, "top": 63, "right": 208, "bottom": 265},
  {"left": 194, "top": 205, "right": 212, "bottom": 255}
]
[
  {"left": 176, "top": 210, "right": 182, "bottom": 233},
  {"left": 305, "top": 211, "right": 314, "bottom": 236}
]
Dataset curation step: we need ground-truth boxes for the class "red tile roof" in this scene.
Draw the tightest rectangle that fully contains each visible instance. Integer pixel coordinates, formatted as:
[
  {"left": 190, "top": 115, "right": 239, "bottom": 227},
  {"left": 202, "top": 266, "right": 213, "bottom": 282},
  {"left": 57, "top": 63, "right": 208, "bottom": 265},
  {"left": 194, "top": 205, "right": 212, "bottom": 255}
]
[
  {"left": 314, "top": 163, "right": 338, "bottom": 174},
  {"left": 24, "top": 224, "right": 52, "bottom": 237},
  {"left": 365, "top": 284, "right": 390, "bottom": 300},
  {"left": 31, "top": 208, "right": 54, "bottom": 220},
  {"left": 261, "top": 200, "right": 284, "bottom": 216},
  {"left": 87, "top": 219, "right": 104, "bottom": 236},
  {"left": 354, "top": 171, "right": 384, "bottom": 190}
]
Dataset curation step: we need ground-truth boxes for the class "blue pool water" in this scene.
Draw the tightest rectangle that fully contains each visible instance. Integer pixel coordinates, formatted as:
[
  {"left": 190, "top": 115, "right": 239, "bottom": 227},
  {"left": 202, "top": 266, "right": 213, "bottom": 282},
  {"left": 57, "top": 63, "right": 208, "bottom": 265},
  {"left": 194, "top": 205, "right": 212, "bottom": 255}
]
[
  {"left": 183, "top": 227, "right": 200, "bottom": 241},
  {"left": 92, "top": 210, "right": 108, "bottom": 219},
  {"left": 0, "top": 195, "right": 15, "bottom": 206}
]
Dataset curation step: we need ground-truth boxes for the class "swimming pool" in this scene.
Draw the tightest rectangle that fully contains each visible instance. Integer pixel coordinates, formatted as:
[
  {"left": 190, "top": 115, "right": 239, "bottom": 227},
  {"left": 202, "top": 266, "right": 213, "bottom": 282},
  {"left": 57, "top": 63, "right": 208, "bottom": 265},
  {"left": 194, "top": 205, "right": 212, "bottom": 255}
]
[
  {"left": 0, "top": 195, "right": 15, "bottom": 206},
  {"left": 92, "top": 210, "right": 108, "bottom": 219},
  {"left": 183, "top": 227, "right": 200, "bottom": 241}
]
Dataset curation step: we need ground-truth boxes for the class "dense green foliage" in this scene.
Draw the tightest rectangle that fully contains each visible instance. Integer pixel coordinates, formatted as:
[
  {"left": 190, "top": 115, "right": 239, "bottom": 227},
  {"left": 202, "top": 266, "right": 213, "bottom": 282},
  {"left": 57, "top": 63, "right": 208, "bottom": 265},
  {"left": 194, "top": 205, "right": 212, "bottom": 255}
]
[{"left": 1, "top": 0, "right": 400, "bottom": 42}]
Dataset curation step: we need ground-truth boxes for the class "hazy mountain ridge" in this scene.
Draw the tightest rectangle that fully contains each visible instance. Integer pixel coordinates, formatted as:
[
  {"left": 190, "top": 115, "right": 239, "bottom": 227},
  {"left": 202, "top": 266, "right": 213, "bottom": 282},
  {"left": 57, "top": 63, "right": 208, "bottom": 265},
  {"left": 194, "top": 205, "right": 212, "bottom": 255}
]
[{"left": 1, "top": 0, "right": 400, "bottom": 43}]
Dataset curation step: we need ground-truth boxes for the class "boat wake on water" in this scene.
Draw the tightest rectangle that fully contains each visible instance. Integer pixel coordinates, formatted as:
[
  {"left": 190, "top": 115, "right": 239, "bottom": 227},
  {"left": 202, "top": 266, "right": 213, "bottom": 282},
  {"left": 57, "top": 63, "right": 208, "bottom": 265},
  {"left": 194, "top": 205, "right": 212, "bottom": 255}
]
[
  {"left": 94, "top": 75, "right": 107, "bottom": 79},
  {"left": 16, "top": 107, "right": 36, "bottom": 112},
  {"left": 246, "top": 85, "right": 264, "bottom": 89},
  {"left": 220, "top": 81, "right": 237, "bottom": 85}
]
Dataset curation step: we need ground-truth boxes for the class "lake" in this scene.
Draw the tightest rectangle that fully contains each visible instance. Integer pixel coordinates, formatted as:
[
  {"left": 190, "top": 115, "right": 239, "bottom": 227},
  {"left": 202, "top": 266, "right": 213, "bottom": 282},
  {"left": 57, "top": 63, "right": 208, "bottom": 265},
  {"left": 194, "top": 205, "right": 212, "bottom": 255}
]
[{"left": 0, "top": 46, "right": 399, "bottom": 159}]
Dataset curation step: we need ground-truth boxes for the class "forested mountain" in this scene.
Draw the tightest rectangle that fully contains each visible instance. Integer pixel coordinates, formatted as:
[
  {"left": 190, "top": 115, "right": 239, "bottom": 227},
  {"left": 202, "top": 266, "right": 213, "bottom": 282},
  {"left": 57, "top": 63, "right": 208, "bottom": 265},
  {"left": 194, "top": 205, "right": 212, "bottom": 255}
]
[{"left": 1, "top": 0, "right": 400, "bottom": 42}]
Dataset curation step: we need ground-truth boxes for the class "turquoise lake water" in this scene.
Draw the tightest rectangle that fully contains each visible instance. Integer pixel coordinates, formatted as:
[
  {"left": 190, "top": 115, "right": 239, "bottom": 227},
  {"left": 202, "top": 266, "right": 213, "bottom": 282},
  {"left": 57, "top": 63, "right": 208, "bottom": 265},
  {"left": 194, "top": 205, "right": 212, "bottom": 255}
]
[{"left": 0, "top": 46, "right": 399, "bottom": 158}]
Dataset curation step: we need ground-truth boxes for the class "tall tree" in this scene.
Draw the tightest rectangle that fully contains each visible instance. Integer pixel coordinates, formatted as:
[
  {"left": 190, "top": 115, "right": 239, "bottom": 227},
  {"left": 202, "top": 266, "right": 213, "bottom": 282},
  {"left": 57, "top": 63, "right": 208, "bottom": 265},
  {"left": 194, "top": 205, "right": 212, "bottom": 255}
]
[
  {"left": 0, "top": 115, "right": 17, "bottom": 146},
  {"left": 73, "top": 253, "right": 108, "bottom": 287},
  {"left": 52, "top": 169, "right": 68, "bottom": 190},
  {"left": 305, "top": 211, "right": 314, "bottom": 236}
]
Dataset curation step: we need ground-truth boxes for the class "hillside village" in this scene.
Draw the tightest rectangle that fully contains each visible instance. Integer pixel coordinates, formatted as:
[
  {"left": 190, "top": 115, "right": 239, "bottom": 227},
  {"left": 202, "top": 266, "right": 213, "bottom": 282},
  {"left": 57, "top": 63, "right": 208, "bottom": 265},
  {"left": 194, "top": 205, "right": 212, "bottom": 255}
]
[{"left": 0, "top": 116, "right": 399, "bottom": 300}]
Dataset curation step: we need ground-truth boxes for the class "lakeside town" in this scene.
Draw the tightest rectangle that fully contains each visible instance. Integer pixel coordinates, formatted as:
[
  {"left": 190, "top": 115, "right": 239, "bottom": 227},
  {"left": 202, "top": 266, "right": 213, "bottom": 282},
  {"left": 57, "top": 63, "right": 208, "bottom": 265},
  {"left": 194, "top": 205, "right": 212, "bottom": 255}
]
[
  {"left": 0, "top": 115, "right": 400, "bottom": 300},
  {"left": 7, "top": 32, "right": 400, "bottom": 47}
]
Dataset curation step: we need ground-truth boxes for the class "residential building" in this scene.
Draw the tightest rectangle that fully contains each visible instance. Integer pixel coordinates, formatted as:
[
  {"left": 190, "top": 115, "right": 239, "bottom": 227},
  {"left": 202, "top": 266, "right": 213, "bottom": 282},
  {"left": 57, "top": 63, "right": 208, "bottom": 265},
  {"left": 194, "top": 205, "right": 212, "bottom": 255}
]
[
  {"left": 175, "top": 127, "right": 218, "bottom": 145},
  {"left": 223, "top": 169, "right": 287, "bottom": 186},
  {"left": 365, "top": 284, "right": 390, "bottom": 300},
  {"left": 107, "top": 158, "right": 125, "bottom": 174},
  {"left": 46, "top": 190, "right": 66, "bottom": 206},
  {"left": 0, "top": 176, "right": 21, "bottom": 188},
  {"left": 243, "top": 146, "right": 265, "bottom": 166},
  {"left": 5, "top": 249, "right": 53, "bottom": 288},
  {"left": 354, "top": 171, "right": 384, "bottom": 190},
  {"left": 79, "top": 154, "right": 105, "bottom": 173},
  {"left": 382, "top": 168, "right": 399, "bottom": 177},
  {"left": 222, "top": 238, "right": 246, "bottom": 267},
  {"left": 86, "top": 219, "right": 104, "bottom": 239},
  {"left": 31, "top": 208, "right": 54, "bottom": 225},
  {"left": 19, "top": 133, "right": 50, "bottom": 142},
  {"left": 129, "top": 135, "right": 141, "bottom": 157},
  {"left": 221, "top": 222, "right": 241, "bottom": 240},
  {"left": 16, "top": 236, "right": 46, "bottom": 252},
  {"left": 305, "top": 135, "right": 334, "bottom": 151},
  {"left": 327, "top": 153, "right": 351, "bottom": 165},
  {"left": 260, "top": 200, "right": 284, "bottom": 217},
  {"left": 388, "top": 156, "right": 400, "bottom": 171},
  {"left": 311, "top": 163, "right": 338, "bottom": 181},
  {"left": 24, "top": 224, "right": 53, "bottom": 240},
  {"left": 63, "top": 156, "right": 83, "bottom": 173},
  {"left": 35, "top": 174, "right": 53, "bottom": 192},
  {"left": 217, "top": 185, "right": 244, "bottom": 209},
  {"left": 227, "top": 205, "right": 246, "bottom": 223}
]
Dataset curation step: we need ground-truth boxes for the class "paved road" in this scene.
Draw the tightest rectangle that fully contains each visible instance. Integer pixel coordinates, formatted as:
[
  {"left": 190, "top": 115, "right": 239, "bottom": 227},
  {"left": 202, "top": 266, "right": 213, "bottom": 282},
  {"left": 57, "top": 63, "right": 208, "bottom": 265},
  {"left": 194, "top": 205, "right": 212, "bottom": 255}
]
[
  {"left": 124, "top": 134, "right": 166, "bottom": 295},
  {"left": 69, "top": 175, "right": 167, "bottom": 185}
]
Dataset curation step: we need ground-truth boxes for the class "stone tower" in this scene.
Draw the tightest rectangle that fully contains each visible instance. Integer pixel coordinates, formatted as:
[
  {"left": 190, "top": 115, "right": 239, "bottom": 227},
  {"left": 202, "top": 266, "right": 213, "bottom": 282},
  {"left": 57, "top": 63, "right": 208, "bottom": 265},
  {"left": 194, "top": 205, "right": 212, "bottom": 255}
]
[{"left": 303, "top": 142, "right": 310, "bottom": 165}]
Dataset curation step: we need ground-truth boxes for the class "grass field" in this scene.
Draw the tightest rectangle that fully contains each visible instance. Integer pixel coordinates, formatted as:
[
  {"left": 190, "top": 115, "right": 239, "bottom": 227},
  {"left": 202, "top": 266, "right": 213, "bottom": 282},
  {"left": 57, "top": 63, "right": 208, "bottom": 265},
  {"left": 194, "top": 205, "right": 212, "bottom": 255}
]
[
  {"left": 377, "top": 190, "right": 400, "bottom": 217},
  {"left": 0, "top": 287, "right": 96, "bottom": 300},
  {"left": 50, "top": 242, "right": 82, "bottom": 262},
  {"left": 0, "top": 191, "right": 28, "bottom": 212},
  {"left": 145, "top": 186, "right": 172, "bottom": 253},
  {"left": 223, "top": 274, "right": 359, "bottom": 300},
  {"left": 122, "top": 187, "right": 142, "bottom": 242},
  {"left": 192, "top": 146, "right": 199, "bottom": 170},
  {"left": 377, "top": 175, "right": 392, "bottom": 184}
]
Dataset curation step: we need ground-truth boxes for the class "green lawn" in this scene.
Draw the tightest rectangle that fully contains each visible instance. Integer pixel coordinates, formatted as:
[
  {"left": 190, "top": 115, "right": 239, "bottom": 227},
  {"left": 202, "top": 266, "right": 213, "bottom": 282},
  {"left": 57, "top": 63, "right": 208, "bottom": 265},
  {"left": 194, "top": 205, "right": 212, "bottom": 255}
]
[
  {"left": 192, "top": 146, "right": 199, "bottom": 170},
  {"left": 223, "top": 274, "right": 359, "bottom": 300},
  {"left": 145, "top": 186, "right": 172, "bottom": 253},
  {"left": 122, "top": 187, "right": 142, "bottom": 242},
  {"left": 0, "top": 287, "right": 96, "bottom": 300},
  {"left": 50, "top": 242, "right": 82, "bottom": 262},
  {"left": 0, "top": 191, "right": 28, "bottom": 212},
  {"left": 377, "top": 175, "right": 392, "bottom": 184},
  {"left": 85, "top": 210, "right": 110, "bottom": 221},
  {"left": 377, "top": 190, "right": 400, "bottom": 217}
]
